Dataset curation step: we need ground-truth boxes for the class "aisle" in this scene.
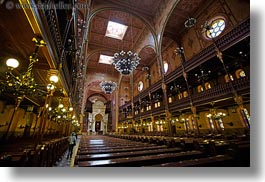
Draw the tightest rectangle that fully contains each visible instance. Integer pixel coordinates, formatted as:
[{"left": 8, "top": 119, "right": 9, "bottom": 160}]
[{"left": 54, "top": 136, "right": 81, "bottom": 167}]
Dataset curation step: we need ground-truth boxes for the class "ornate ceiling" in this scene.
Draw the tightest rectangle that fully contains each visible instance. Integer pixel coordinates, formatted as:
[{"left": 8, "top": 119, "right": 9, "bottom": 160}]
[
  {"left": 83, "top": 0, "right": 207, "bottom": 103},
  {"left": 0, "top": 0, "right": 209, "bottom": 109}
]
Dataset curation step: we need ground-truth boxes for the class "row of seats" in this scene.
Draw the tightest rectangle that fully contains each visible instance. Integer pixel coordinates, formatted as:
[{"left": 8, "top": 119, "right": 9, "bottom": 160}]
[
  {"left": 0, "top": 137, "right": 69, "bottom": 167},
  {"left": 74, "top": 134, "right": 249, "bottom": 167},
  {"left": 110, "top": 134, "right": 250, "bottom": 166}
]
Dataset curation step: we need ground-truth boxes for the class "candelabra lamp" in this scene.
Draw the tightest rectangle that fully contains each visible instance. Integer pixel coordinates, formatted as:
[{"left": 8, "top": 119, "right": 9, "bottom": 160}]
[{"left": 0, "top": 37, "right": 46, "bottom": 97}]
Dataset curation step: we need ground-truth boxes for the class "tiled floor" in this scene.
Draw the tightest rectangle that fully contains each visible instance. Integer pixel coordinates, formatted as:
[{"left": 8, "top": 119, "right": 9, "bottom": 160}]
[{"left": 54, "top": 136, "right": 80, "bottom": 167}]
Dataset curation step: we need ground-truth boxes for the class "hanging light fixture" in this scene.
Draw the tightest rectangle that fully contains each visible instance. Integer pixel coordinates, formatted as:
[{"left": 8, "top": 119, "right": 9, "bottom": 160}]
[
  {"left": 111, "top": 15, "right": 141, "bottom": 75},
  {"left": 99, "top": 81, "right": 117, "bottom": 94},
  {"left": 184, "top": 17, "right": 197, "bottom": 28},
  {"left": 112, "top": 50, "right": 140, "bottom": 75}
]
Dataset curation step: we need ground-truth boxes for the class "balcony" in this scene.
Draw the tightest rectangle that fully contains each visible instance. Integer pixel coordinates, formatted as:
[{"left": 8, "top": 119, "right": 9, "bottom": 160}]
[{"left": 119, "top": 77, "right": 249, "bottom": 121}]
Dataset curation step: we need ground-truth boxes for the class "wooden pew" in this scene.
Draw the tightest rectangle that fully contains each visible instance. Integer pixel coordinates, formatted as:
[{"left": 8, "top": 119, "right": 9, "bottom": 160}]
[
  {"left": 148, "top": 155, "right": 234, "bottom": 167},
  {"left": 76, "top": 150, "right": 204, "bottom": 167},
  {"left": 76, "top": 147, "right": 183, "bottom": 161},
  {"left": 77, "top": 145, "right": 168, "bottom": 155}
]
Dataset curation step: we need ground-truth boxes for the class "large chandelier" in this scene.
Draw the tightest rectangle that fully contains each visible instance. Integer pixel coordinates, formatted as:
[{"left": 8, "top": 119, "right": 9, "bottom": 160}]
[
  {"left": 112, "top": 50, "right": 141, "bottom": 75},
  {"left": 99, "top": 81, "right": 117, "bottom": 94}
]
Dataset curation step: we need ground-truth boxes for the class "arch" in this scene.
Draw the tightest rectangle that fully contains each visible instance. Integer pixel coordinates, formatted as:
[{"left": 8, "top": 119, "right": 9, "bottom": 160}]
[
  {"left": 224, "top": 74, "right": 234, "bottom": 83},
  {"left": 83, "top": 6, "right": 158, "bottom": 68},
  {"left": 205, "top": 82, "right": 212, "bottom": 90},
  {"left": 87, "top": 93, "right": 108, "bottom": 103},
  {"left": 83, "top": 7, "right": 159, "bottom": 100},
  {"left": 178, "top": 93, "right": 183, "bottom": 100},
  {"left": 183, "top": 91, "right": 188, "bottom": 98},
  {"left": 86, "top": 48, "right": 117, "bottom": 63},
  {"left": 197, "top": 85, "right": 204, "bottom": 93},
  {"left": 235, "top": 69, "right": 246, "bottom": 79},
  {"left": 157, "top": 1, "right": 182, "bottom": 55},
  {"left": 152, "top": 1, "right": 181, "bottom": 85},
  {"left": 138, "top": 45, "right": 157, "bottom": 55}
]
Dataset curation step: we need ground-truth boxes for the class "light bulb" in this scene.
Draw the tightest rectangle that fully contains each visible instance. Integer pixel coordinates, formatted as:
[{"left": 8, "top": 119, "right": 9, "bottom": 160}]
[{"left": 6, "top": 58, "right": 19, "bottom": 68}]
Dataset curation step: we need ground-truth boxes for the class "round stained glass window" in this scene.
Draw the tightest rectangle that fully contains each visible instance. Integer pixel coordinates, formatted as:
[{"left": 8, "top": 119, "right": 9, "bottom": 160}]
[{"left": 206, "top": 18, "right": 226, "bottom": 39}]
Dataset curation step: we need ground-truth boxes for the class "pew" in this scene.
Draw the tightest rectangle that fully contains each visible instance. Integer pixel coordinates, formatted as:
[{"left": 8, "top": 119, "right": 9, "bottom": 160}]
[
  {"left": 77, "top": 145, "right": 168, "bottom": 155},
  {"left": 76, "top": 147, "right": 183, "bottom": 162},
  {"left": 76, "top": 150, "right": 204, "bottom": 167},
  {"left": 148, "top": 155, "right": 234, "bottom": 167}
]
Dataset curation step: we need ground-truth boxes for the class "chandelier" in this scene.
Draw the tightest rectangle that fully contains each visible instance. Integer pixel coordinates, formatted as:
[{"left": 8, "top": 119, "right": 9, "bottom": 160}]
[
  {"left": 112, "top": 50, "right": 141, "bottom": 75},
  {"left": 195, "top": 68, "right": 211, "bottom": 83},
  {"left": 184, "top": 17, "right": 197, "bottom": 28},
  {"left": 99, "top": 81, "right": 117, "bottom": 94}
]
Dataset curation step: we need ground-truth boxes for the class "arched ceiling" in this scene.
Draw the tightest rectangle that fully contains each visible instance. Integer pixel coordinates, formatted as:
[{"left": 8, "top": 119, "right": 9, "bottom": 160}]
[
  {"left": 82, "top": 0, "right": 210, "bottom": 102},
  {"left": 163, "top": 0, "right": 206, "bottom": 42}
]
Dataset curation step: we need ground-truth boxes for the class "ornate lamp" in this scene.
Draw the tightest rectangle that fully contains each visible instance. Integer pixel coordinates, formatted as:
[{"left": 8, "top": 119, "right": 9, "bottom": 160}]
[
  {"left": 112, "top": 50, "right": 141, "bottom": 75},
  {"left": 0, "top": 37, "right": 46, "bottom": 96},
  {"left": 184, "top": 17, "right": 197, "bottom": 28},
  {"left": 99, "top": 81, "right": 117, "bottom": 94},
  {"left": 195, "top": 68, "right": 211, "bottom": 83}
]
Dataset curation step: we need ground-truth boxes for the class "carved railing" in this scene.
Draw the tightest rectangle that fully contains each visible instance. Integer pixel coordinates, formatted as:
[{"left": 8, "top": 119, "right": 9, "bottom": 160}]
[
  {"left": 170, "top": 78, "right": 250, "bottom": 112},
  {"left": 168, "top": 97, "right": 191, "bottom": 112},
  {"left": 119, "top": 78, "right": 249, "bottom": 122}
]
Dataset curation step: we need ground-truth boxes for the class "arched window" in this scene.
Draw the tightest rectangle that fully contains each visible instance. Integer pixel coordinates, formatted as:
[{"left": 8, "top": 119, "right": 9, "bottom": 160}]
[
  {"left": 224, "top": 74, "right": 234, "bottom": 83},
  {"left": 205, "top": 82, "right": 212, "bottom": 90},
  {"left": 197, "top": 85, "right": 204, "bottom": 93},
  {"left": 235, "top": 69, "right": 246, "bottom": 79},
  {"left": 178, "top": 93, "right": 183, "bottom": 100},
  {"left": 205, "top": 17, "right": 226, "bottom": 39},
  {"left": 183, "top": 91, "right": 188, "bottom": 98},
  {"left": 138, "top": 81, "right": 143, "bottom": 91},
  {"left": 163, "top": 61, "right": 169, "bottom": 73}
]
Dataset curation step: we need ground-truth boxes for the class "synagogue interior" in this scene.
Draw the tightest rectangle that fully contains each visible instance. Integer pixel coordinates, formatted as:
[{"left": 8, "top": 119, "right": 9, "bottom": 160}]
[{"left": 0, "top": 0, "right": 250, "bottom": 167}]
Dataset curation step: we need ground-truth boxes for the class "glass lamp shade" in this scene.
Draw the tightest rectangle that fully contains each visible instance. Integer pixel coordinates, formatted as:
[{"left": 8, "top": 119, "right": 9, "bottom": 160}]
[
  {"left": 50, "top": 75, "right": 59, "bottom": 83},
  {"left": 6, "top": 58, "right": 19, "bottom": 68},
  {"left": 47, "top": 83, "right": 55, "bottom": 91}
]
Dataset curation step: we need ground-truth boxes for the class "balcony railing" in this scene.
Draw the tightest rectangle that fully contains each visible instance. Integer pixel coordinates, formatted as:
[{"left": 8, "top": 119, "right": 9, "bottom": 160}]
[{"left": 119, "top": 78, "right": 249, "bottom": 121}]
